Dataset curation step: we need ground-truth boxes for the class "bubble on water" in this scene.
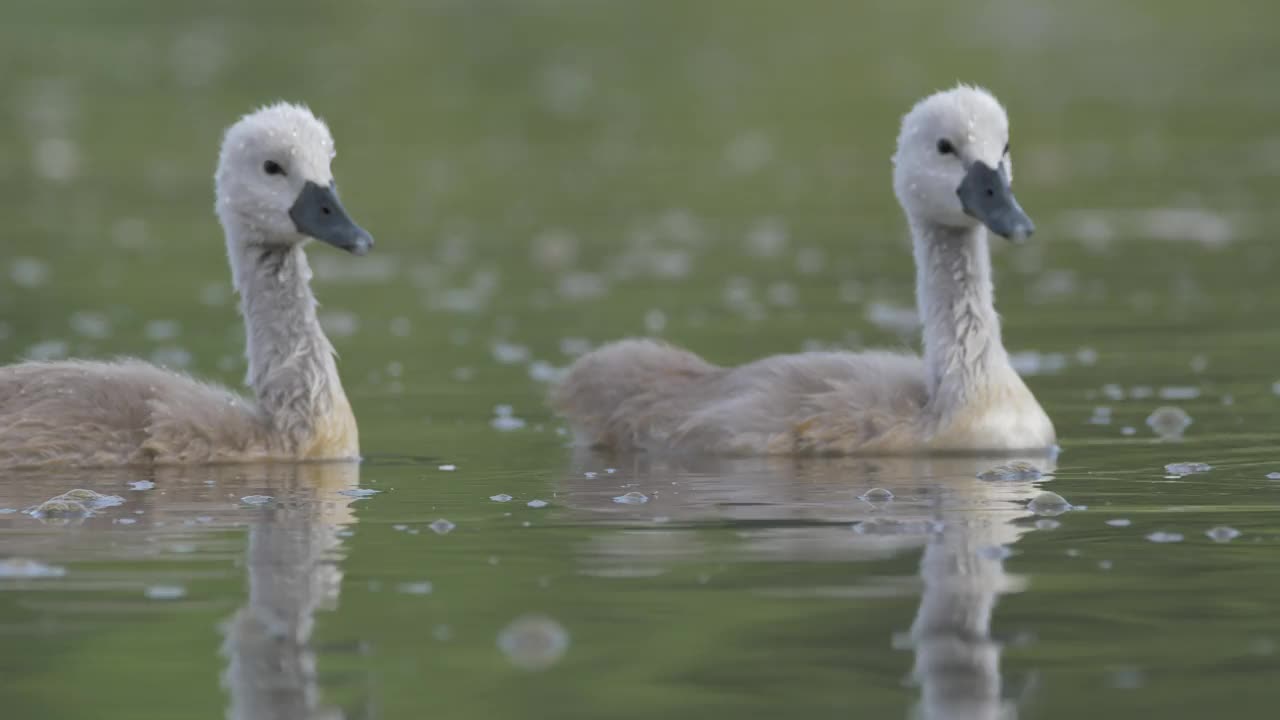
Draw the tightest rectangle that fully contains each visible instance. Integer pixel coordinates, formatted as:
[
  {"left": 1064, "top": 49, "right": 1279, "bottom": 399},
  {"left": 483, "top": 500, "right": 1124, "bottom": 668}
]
[
  {"left": 643, "top": 309, "right": 667, "bottom": 334},
  {"left": 0, "top": 558, "right": 66, "bottom": 579},
  {"left": 859, "top": 488, "right": 894, "bottom": 502},
  {"left": 150, "top": 346, "right": 192, "bottom": 369},
  {"left": 527, "top": 499, "right": 549, "bottom": 509},
  {"left": 490, "top": 494, "right": 513, "bottom": 503},
  {"left": 144, "top": 585, "right": 186, "bottom": 600},
  {"left": 530, "top": 228, "right": 579, "bottom": 271},
  {"left": 745, "top": 217, "right": 788, "bottom": 258},
  {"left": 318, "top": 310, "right": 359, "bottom": 338},
  {"left": 766, "top": 282, "right": 798, "bottom": 308},
  {"left": 70, "top": 311, "right": 112, "bottom": 339},
  {"left": 105, "top": 217, "right": 149, "bottom": 251},
  {"left": 612, "top": 492, "right": 649, "bottom": 505},
  {"left": 1146, "top": 531, "right": 1184, "bottom": 544},
  {"left": 1009, "top": 350, "right": 1068, "bottom": 376},
  {"left": 1028, "top": 491, "right": 1072, "bottom": 516},
  {"left": 33, "top": 137, "right": 80, "bottom": 182},
  {"left": 559, "top": 337, "right": 592, "bottom": 357},
  {"left": 25, "top": 339, "right": 68, "bottom": 362},
  {"left": 1036, "top": 518, "right": 1061, "bottom": 530},
  {"left": 143, "top": 319, "right": 181, "bottom": 341},
  {"left": 725, "top": 130, "right": 773, "bottom": 175},
  {"left": 557, "top": 272, "right": 607, "bottom": 301},
  {"left": 1107, "top": 665, "right": 1145, "bottom": 689},
  {"left": 1088, "top": 406, "right": 1112, "bottom": 425},
  {"left": 866, "top": 301, "right": 920, "bottom": 335},
  {"left": 1206, "top": 526, "right": 1241, "bottom": 543},
  {"left": 1147, "top": 406, "right": 1192, "bottom": 439},
  {"left": 429, "top": 519, "right": 456, "bottom": 535},
  {"left": 115, "top": 517, "right": 137, "bottom": 525},
  {"left": 198, "top": 283, "right": 229, "bottom": 307},
  {"left": 492, "top": 416, "right": 527, "bottom": 432},
  {"left": 1267, "top": 472, "right": 1280, "bottom": 481},
  {"left": 528, "top": 361, "right": 566, "bottom": 384},
  {"left": 438, "top": 464, "right": 457, "bottom": 472},
  {"left": 1106, "top": 518, "right": 1132, "bottom": 527},
  {"left": 128, "top": 480, "right": 155, "bottom": 491},
  {"left": 795, "top": 247, "right": 825, "bottom": 275},
  {"left": 583, "top": 472, "right": 598, "bottom": 479},
  {"left": 978, "top": 461, "right": 1044, "bottom": 482},
  {"left": 338, "top": 488, "right": 381, "bottom": 498},
  {"left": 1164, "top": 462, "right": 1211, "bottom": 477},
  {"left": 851, "top": 517, "right": 942, "bottom": 536},
  {"left": 1159, "top": 386, "right": 1200, "bottom": 401},
  {"left": 398, "top": 581, "right": 434, "bottom": 595},
  {"left": 498, "top": 614, "right": 570, "bottom": 671},
  {"left": 491, "top": 341, "right": 530, "bottom": 365},
  {"left": 25, "top": 489, "right": 123, "bottom": 520},
  {"left": 10, "top": 257, "right": 49, "bottom": 289},
  {"left": 539, "top": 61, "right": 593, "bottom": 116},
  {"left": 388, "top": 316, "right": 412, "bottom": 338},
  {"left": 1120, "top": 426, "right": 1137, "bottom": 436},
  {"left": 240, "top": 495, "right": 274, "bottom": 506}
]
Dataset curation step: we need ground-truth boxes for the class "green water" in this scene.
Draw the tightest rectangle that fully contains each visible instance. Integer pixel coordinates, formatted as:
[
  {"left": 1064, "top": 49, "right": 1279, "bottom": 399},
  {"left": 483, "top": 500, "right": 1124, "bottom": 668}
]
[{"left": 3, "top": 0, "right": 1280, "bottom": 717}]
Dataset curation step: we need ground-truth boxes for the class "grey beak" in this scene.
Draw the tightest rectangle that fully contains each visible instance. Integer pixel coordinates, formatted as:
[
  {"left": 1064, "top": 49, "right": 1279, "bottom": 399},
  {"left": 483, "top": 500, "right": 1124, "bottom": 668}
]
[
  {"left": 288, "top": 181, "right": 374, "bottom": 255},
  {"left": 956, "top": 162, "right": 1035, "bottom": 242}
]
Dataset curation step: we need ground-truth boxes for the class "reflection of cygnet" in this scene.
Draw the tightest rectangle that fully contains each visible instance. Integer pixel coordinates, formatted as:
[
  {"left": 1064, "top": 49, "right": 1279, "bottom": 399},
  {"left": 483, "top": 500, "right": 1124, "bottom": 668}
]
[
  {"left": 553, "top": 85, "right": 1053, "bottom": 455},
  {"left": 217, "top": 463, "right": 361, "bottom": 720}
]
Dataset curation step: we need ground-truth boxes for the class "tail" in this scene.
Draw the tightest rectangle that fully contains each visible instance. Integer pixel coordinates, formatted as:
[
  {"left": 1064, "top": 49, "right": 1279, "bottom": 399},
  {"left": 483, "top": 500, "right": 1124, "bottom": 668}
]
[{"left": 550, "top": 338, "right": 718, "bottom": 449}]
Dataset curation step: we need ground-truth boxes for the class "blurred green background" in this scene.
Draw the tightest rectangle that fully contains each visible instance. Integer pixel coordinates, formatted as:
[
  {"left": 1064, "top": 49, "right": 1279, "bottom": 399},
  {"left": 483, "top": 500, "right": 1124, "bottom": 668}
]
[{"left": 2, "top": 1, "right": 1280, "bottom": 718}]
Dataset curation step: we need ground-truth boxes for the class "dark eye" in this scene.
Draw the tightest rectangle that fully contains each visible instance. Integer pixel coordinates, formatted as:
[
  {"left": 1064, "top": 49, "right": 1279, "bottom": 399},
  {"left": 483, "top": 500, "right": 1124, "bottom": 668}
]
[
  {"left": 263, "top": 160, "right": 286, "bottom": 176},
  {"left": 1003, "top": 142, "right": 1010, "bottom": 155},
  {"left": 936, "top": 139, "right": 956, "bottom": 155}
]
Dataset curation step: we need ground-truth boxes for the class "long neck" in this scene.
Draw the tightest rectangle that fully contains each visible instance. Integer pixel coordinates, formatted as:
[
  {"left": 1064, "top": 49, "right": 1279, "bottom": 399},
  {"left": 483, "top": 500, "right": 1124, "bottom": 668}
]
[
  {"left": 230, "top": 230, "right": 347, "bottom": 450},
  {"left": 912, "top": 222, "right": 1010, "bottom": 410}
]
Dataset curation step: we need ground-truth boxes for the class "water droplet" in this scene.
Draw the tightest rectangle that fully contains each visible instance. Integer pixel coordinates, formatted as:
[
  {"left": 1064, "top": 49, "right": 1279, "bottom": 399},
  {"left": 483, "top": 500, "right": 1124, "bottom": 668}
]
[
  {"left": 1164, "top": 462, "right": 1211, "bottom": 477},
  {"left": 1206, "top": 526, "right": 1241, "bottom": 543},
  {"left": 398, "top": 581, "right": 433, "bottom": 595},
  {"left": 240, "top": 495, "right": 274, "bottom": 505},
  {"left": 144, "top": 585, "right": 186, "bottom": 600},
  {"left": 612, "top": 492, "right": 649, "bottom": 505},
  {"left": 338, "top": 488, "right": 381, "bottom": 498},
  {"left": 527, "top": 499, "right": 549, "bottom": 509},
  {"left": 1146, "top": 531, "right": 1184, "bottom": 544},
  {"left": 1106, "top": 518, "right": 1132, "bottom": 527},
  {"left": 128, "top": 480, "right": 155, "bottom": 491},
  {"left": 1028, "top": 491, "right": 1072, "bottom": 516},
  {"left": 497, "top": 615, "right": 570, "bottom": 671},
  {"left": 438, "top": 464, "right": 457, "bottom": 471},
  {"left": 978, "top": 461, "right": 1043, "bottom": 481},
  {"left": 1147, "top": 407, "right": 1192, "bottom": 439},
  {"left": 859, "top": 488, "right": 894, "bottom": 502},
  {"left": 428, "top": 519, "right": 456, "bottom": 535},
  {"left": 0, "top": 558, "right": 66, "bottom": 579},
  {"left": 490, "top": 494, "right": 514, "bottom": 503}
]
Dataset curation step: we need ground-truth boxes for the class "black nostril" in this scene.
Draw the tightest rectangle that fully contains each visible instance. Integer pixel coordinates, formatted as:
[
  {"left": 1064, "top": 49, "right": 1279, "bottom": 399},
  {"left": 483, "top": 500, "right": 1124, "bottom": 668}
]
[
  {"left": 321, "top": 206, "right": 332, "bottom": 216},
  {"left": 985, "top": 188, "right": 994, "bottom": 197}
]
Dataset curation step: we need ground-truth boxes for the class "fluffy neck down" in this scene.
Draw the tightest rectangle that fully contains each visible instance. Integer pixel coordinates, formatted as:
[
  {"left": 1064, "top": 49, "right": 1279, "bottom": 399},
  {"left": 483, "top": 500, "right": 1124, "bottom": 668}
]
[
  {"left": 912, "top": 222, "right": 1012, "bottom": 414},
  {"left": 229, "top": 231, "right": 355, "bottom": 456}
]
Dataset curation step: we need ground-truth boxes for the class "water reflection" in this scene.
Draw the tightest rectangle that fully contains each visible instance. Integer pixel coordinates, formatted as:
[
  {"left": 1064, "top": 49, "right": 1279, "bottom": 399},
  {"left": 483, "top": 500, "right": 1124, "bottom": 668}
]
[
  {"left": 0, "top": 462, "right": 363, "bottom": 720},
  {"left": 216, "top": 463, "right": 360, "bottom": 720},
  {"left": 562, "top": 452, "right": 1052, "bottom": 718}
]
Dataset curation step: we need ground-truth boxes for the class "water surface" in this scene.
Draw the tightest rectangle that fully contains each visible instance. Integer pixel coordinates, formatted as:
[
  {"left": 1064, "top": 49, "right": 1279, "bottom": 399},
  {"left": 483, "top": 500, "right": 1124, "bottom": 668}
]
[{"left": 3, "top": 1, "right": 1280, "bottom": 717}]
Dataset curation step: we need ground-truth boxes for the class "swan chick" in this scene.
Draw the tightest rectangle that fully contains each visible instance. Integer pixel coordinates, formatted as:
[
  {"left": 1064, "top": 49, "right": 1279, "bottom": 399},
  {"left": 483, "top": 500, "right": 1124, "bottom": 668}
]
[
  {"left": 0, "top": 102, "right": 374, "bottom": 467},
  {"left": 552, "top": 84, "right": 1055, "bottom": 456}
]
